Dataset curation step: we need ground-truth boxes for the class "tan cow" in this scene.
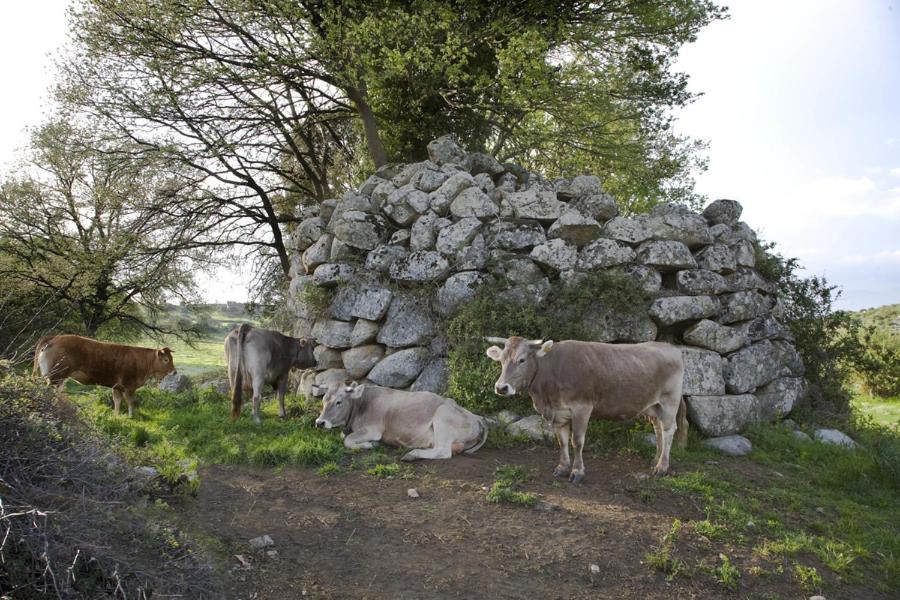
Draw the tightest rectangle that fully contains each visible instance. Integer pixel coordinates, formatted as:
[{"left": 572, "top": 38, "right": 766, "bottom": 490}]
[
  {"left": 314, "top": 381, "right": 488, "bottom": 460},
  {"left": 486, "top": 336, "right": 687, "bottom": 481},
  {"left": 33, "top": 334, "right": 176, "bottom": 417}
]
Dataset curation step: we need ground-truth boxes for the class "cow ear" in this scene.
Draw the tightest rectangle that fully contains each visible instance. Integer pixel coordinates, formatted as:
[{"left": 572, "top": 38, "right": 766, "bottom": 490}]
[
  {"left": 486, "top": 346, "right": 502, "bottom": 361},
  {"left": 536, "top": 340, "right": 554, "bottom": 357},
  {"left": 298, "top": 338, "right": 307, "bottom": 347},
  {"left": 351, "top": 384, "right": 365, "bottom": 398}
]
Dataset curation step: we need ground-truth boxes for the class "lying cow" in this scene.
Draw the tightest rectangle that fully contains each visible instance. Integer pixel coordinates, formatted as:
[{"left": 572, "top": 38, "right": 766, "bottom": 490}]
[
  {"left": 226, "top": 323, "right": 316, "bottom": 423},
  {"left": 33, "top": 334, "right": 176, "bottom": 417},
  {"left": 314, "top": 381, "right": 488, "bottom": 460},
  {"left": 485, "top": 336, "right": 687, "bottom": 481}
]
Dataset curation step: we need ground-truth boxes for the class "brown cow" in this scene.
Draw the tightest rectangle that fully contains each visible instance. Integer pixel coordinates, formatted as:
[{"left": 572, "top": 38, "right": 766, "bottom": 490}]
[
  {"left": 33, "top": 334, "right": 176, "bottom": 417},
  {"left": 486, "top": 336, "right": 687, "bottom": 482}
]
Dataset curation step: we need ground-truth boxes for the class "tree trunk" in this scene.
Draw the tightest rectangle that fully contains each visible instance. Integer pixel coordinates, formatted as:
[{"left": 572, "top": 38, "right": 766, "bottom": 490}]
[{"left": 346, "top": 85, "right": 388, "bottom": 168}]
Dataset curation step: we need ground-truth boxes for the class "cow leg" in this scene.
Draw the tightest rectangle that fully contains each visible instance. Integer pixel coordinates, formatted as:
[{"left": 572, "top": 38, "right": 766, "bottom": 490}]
[
  {"left": 569, "top": 406, "right": 592, "bottom": 484},
  {"left": 125, "top": 389, "right": 137, "bottom": 418},
  {"left": 650, "top": 416, "right": 664, "bottom": 465},
  {"left": 344, "top": 429, "right": 379, "bottom": 450},
  {"left": 112, "top": 388, "right": 123, "bottom": 415},
  {"left": 647, "top": 402, "right": 677, "bottom": 476},
  {"left": 553, "top": 423, "right": 572, "bottom": 479},
  {"left": 402, "top": 417, "right": 455, "bottom": 461},
  {"left": 251, "top": 378, "right": 265, "bottom": 424},
  {"left": 276, "top": 376, "right": 288, "bottom": 419}
]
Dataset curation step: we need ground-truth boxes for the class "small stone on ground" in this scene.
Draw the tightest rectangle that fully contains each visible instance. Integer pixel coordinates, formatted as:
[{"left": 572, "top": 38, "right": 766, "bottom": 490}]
[
  {"left": 702, "top": 434, "right": 752, "bottom": 456},
  {"left": 249, "top": 534, "right": 274, "bottom": 549},
  {"left": 407, "top": 488, "right": 420, "bottom": 499}
]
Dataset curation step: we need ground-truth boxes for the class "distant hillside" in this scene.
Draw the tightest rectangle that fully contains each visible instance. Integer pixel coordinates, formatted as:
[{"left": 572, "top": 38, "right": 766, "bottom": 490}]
[{"left": 856, "top": 303, "right": 900, "bottom": 336}]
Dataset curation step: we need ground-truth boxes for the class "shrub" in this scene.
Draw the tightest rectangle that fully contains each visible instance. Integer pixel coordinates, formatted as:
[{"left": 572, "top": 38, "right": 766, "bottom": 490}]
[
  {"left": 857, "top": 328, "right": 900, "bottom": 397},
  {"left": 447, "top": 271, "right": 652, "bottom": 414}
]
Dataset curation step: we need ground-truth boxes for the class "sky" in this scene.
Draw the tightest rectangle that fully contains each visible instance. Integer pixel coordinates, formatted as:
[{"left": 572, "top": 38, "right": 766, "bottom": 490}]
[{"left": 1, "top": 0, "right": 898, "bottom": 309}]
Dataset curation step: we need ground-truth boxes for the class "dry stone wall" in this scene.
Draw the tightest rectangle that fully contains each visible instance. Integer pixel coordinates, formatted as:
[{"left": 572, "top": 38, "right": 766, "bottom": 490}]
[{"left": 286, "top": 136, "right": 807, "bottom": 437}]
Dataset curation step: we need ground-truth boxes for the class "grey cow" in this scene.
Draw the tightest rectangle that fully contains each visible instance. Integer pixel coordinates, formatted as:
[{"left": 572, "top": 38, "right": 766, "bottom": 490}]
[
  {"left": 226, "top": 323, "right": 316, "bottom": 422},
  {"left": 314, "top": 381, "right": 488, "bottom": 460},
  {"left": 486, "top": 336, "right": 687, "bottom": 482}
]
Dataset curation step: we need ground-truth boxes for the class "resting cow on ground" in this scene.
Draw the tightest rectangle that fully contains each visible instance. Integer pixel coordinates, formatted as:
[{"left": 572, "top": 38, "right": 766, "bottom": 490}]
[
  {"left": 226, "top": 323, "right": 316, "bottom": 423},
  {"left": 314, "top": 381, "right": 488, "bottom": 461},
  {"left": 485, "top": 336, "right": 687, "bottom": 482},
  {"left": 33, "top": 335, "right": 176, "bottom": 417}
]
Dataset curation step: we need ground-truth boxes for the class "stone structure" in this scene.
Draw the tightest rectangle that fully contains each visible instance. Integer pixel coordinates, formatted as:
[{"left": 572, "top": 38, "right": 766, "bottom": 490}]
[{"left": 286, "top": 136, "right": 806, "bottom": 437}]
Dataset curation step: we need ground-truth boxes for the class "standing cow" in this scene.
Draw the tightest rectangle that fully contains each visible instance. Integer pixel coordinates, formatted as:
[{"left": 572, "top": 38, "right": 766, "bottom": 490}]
[
  {"left": 226, "top": 323, "right": 316, "bottom": 423},
  {"left": 485, "top": 336, "right": 687, "bottom": 482},
  {"left": 33, "top": 334, "right": 177, "bottom": 417},
  {"left": 314, "top": 380, "right": 488, "bottom": 460}
]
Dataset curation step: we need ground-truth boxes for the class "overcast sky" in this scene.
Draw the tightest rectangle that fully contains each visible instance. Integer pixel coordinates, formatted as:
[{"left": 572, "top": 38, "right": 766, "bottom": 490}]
[{"left": 1, "top": 1, "right": 898, "bottom": 309}]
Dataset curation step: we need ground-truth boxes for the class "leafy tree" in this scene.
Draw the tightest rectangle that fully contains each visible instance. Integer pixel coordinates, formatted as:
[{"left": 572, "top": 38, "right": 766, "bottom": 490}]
[{"left": 0, "top": 119, "right": 211, "bottom": 343}]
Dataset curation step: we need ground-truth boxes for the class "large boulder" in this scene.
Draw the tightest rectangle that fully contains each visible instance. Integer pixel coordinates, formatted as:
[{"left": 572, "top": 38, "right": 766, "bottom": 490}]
[
  {"left": 367, "top": 348, "right": 429, "bottom": 387},
  {"left": 683, "top": 319, "right": 748, "bottom": 354},
  {"left": 696, "top": 244, "right": 737, "bottom": 273},
  {"left": 636, "top": 240, "right": 696, "bottom": 271},
  {"left": 436, "top": 217, "right": 483, "bottom": 256},
  {"left": 455, "top": 233, "right": 488, "bottom": 270},
  {"left": 314, "top": 368, "right": 350, "bottom": 392},
  {"left": 332, "top": 211, "right": 386, "bottom": 251},
  {"left": 410, "top": 358, "right": 450, "bottom": 394},
  {"left": 675, "top": 269, "right": 729, "bottom": 295},
  {"left": 417, "top": 168, "right": 450, "bottom": 193},
  {"left": 466, "top": 152, "right": 505, "bottom": 176},
  {"left": 725, "top": 268, "right": 776, "bottom": 293},
  {"left": 302, "top": 234, "right": 332, "bottom": 274},
  {"left": 313, "top": 346, "right": 343, "bottom": 370},
  {"left": 724, "top": 340, "right": 782, "bottom": 393},
  {"left": 341, "top": 345, "right": 385, "bottom": 379},
  {"left": 686, "top": 395, "right": 759, "bottom": 437},
  {"left": 377, "top": 293, "right": 436, "bottom": 348},
  {"left": 435, "top": 271, "right": 486, "bottom": 317},
  {"left": 646, "top": 208, "right": 712, "bottom": 248},
  {"left": 350, "top": 319, "right": 380, "bottom": 347},
  {"left": 680, "top": 347, "right": 726, "bottom": 395},
  {"left": 547, "top": 208, "right": 602, "bottom": 247},
  {"left": 486, "top": 221, "right": 546, "bottom": 250},
  {"left": 584, "top": 309, "right": 657, "bottom": 343},
  {"left": 754, "top": 377, "right": 806, "bottom": 421},
  {"left": 328, "top": 282, "right": 393, "bottom": 322},
  {"left": 703, "top": 199, "right": 743, "bottom": 226},
  {"left": 291, "top": 217, "right": 326, "bottom": 251},
  {"left": 312, "top": 319, "right": 355, "bottom": 349},
  {"left": 427, "top": 135, "right": 467, "bottom": 166},
  {"left": 529, "top": 239, "right": 577, "bottom": 272},
  {"left": 649, "top": 296, "right": 720, "bottom": 326},
  {"left": 571, "top": 193, "right": 618, "bottom": 222},
  {"left": 409, "top": 211, "right": 439, "bottom": 251},
  {"left": 813, "top": 429, "right": 858, "bottom": 448},
  {"left": 389, "top": 250, "right": 450, "bottom": 282},
  {"left": 358, "top": 174, "right": 388, "bottom": 196},
  {"left": 311, "top": 263, "right": 354, "bottom": 287},
  {"left": 614, "top": 265, "right": 662, "bottom": 293},
  {"left": 365, "top": 245, "right": 408, "bottom": 273},
  {"left": 702, "top": 434, "right": 752, "bottom": 456},
  {"left": 576, "top": 239, "right": 636, "bottom": 270},
  {"left": 159, "top": 373, "right": 192, "bottom": 393},
  {"left": 719, "top": 291, "right": 770, "bottom": 324},
  {"left": 507, "top": 415, "right": 553, "bottom": 441},
  {"left": 603, "top": 216, "right": 653, "bottom": 244},
  {"left": 733, "top": 315, "right": 791, "bottom": 342},
  {"left": 491, "top": 255, "right": 546, "bottom": 286},
  {"left": 506, "top": 186, "right": 565, "bottom": 221},
  {"left": 382, "top": 185, "right": 423, "bottom": 226},
  {"left": 450, "top": 187, "right": 498, "bottom": 219}
]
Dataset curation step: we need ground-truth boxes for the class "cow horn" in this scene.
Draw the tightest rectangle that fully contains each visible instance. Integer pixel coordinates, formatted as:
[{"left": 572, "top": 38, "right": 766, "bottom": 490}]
[
  {"left": 484, "top": 336, "right": 508, "bottom": 344},
  {"left": 528, "top": 339, "right": 544, "bottom": 347}
]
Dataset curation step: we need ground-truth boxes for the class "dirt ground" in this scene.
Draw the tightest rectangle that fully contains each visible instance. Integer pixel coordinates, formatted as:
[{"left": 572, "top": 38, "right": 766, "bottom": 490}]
[{"left": 174, "top": 447, "right": 883, "bottom": 600}]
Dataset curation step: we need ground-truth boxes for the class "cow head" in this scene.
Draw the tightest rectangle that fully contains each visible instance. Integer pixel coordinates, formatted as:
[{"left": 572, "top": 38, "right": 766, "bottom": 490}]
[
  {"left": 154, "top": 347, "right": 177, "bottom": 377},
  {"left": 485, "top": 336, "right": 554, "bottom": 396},
  {"left": 293, "top": 337, "right": 316, "bottom": 370},
  {"left": 315, "top": 380, "right": 364, "bottom": 430}
]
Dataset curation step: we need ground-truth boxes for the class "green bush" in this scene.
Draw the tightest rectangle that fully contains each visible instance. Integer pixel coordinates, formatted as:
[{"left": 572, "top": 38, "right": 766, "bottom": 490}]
[
  {"left": 447, "top": 271, "right": 652, "bottom": 414},
  {"left": 857, "top": 328, "right": 900, "bottom": 397}
]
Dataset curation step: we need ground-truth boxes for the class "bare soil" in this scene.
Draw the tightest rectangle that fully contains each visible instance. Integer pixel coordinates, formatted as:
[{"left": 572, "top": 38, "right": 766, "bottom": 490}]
[{"left": 174, "top": 446, "right": 886, "bottom": 599}]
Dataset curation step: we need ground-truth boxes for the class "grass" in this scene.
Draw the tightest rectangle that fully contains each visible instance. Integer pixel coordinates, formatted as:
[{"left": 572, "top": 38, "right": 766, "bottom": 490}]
[
  {"left": 486, "top": 464, "right": 537, "bottom": 507},
  {"left": 644, "top": 519, "right": 687, "bottom": 581},
  {"left": 852, "top": 393, "right": 899, "bottom": 429},
  {"left": 133, "top": 334, "right": 226, "bottom": 377}
]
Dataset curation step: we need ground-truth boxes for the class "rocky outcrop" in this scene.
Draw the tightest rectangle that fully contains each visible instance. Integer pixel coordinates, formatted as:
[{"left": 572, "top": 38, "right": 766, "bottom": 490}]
[{"left": 286, "top": 136, "right": 803, "bottom": 435}]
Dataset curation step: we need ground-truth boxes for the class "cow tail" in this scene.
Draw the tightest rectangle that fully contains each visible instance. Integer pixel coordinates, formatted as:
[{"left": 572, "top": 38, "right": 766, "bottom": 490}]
[
  {"left": 675, "top": 397, "right": 689, "bottom": 448},
  {"left": 32, "top": 335, "right": 54, "bottom": 380},
  {"left": 464, "top": 417, "right": 489, "bottom": 455},
  {"left": 231, "top": 323, "right": 252, "bottom": 421}
]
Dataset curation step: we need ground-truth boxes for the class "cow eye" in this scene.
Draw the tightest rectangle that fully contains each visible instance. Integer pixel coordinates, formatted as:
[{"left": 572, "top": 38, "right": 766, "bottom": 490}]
[
  {"left": 517, "top": 357, "right": 526, "bottom": 365},
  {"left": 336, "top": 400, "right": 342, "bottom": 405}
]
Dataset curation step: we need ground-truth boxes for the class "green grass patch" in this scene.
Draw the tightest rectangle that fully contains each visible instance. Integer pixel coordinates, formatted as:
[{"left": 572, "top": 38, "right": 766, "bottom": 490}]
[
  {"left": 715, "top": 553, "right": 740, "bottom": 590},
  {"left": 852, "top": 393, "right": 900, "bottom": 429},
  {"left": 486, "top": 463, "right": 537, "bottom": 507}
]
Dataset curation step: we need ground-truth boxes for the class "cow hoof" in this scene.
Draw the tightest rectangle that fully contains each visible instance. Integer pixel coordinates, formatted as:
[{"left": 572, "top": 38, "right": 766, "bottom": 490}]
[
  {"left": 552, "top": 466, "right": 570, "bottom": 479},
  {"left": 569, "top": 472, "right": 585, "bottom": 485},
  {"left": 651, "top": 467, "right": 668, "bottom": 477},
  {"left": 400, "top": 452, "right": 419, "bottom": 462}
]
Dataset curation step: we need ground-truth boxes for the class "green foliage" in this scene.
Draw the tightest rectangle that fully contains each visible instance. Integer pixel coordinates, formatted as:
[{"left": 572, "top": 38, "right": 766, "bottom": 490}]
[
  {"left": 856, "top": 327, "right": 900, "bottom": 398},
  {"left": 298, "top": 283, "right": 335, "bottom": 316},
  {"left": 792, "top": 564, "right": 823, "bottom": 592},
  {"left": 644, "top": 519, "right": 687, "bottom": 581},
  {"left": 486, "top": 463, "right": 537, "bottom": 507},
  {"left": 448, "top": 272, "right": 653, "bottom": 413},
  {"left": 715, "top": 553, "right": 740, "bottom": 590}
]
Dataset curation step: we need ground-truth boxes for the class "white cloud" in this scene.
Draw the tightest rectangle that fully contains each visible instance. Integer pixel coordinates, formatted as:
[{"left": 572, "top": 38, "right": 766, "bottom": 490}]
[
  {"left": 838, "top": 250, "right": 900, "bottom": 265},
  {"left": 864, "top": 166, "right": 884, "bottom": 174},
  {"left": 890, "top": 167, "right": 900, "bottom": 177}
]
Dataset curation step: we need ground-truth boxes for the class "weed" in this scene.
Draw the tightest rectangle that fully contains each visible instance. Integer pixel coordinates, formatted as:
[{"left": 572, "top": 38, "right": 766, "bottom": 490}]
[
  {"left": 317, "top": 462, "right": 343, "bottom": 476},
  {"left": 715, "top": 553, "right": 740, "bottom": 590},
  {"left": 792, "top": 563, "right": 823, "bottom": 592},
  {"left": 644, "top": 519, "right": 686, "bottom": 581},
  {"left": 366, "top": 463, "right": 413, "bottom": 480},
  {"left": 486, "top": 482, "right": 537, "bottom": 507}
]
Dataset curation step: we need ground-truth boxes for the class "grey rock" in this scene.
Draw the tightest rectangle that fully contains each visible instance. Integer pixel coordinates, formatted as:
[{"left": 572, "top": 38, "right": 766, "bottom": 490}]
[
  {"left": 530, "top": 239, "right": 577, "bottom": 272},
  {"left": 494, "top": 172, "right": 518, "bottom": 194},
  {"left": 312, "top": 319, "right": 355, "bottom": 349},
  {"left": 649, "top": 296, "right": 720, "bottom": 326},
  {"left": 319, "top": 199, "right": 337, "bottom": 221},
  {"left": 688, "top": 395, "right": 759, "bottom": 437},
  {"left": 383, "top": 184, "right": 422, "bottom": 226},
  {"left": 467, "top": 152, "right": 505, "bottom": 175},
  {"left": 313, "top": 345, "right": 343, "bottom": 370},
  {"left": 547, "top": 208, "right": 603, "bottom": 247},
  {"left": 199, "top": 378, "right": 231, "bottom": 395},
  {"left": 359, "top": 174, "right": 388, "bottom": 196},
  {"left": 703, "top": 199, "right": 743, "bottom": 225},
  {"left": 683, "top": 319, "right": 749, "bottom": 354},
  {"left": 733, "top": 240, "right": 756, "bottom": 268},
  {"left": 341, "top": 345, "right": 385, "bottom": 379},
  {"left": 571, "top": 193, "right": 618, "bottom": 222},
  {"left": 389, "top": 250, "right": 450, "bottom": 282},
  {"left": 676, "top": 269, "right": 729, "bottom": 295},
  {"left": 506, "top": 415, "right": 553, "bottom": 441},
  {"left": 159, "top": 373, "right": 192, "bottom": 393},
  {"left": 724, "top": 340, "right": 782, "bottom": 394},
  {"left": 813, "top": 429, "right": 858, "bottom": 448},
  {"left": 328, "top": 194, "right": 374, "bottom": 226},
  {"left": 436, "top": 217, "right": 482, "bottom": 255},
  {"left": 702, "top": 434, "right": 753, "bottom": 456},
  {"left": 302, "top": 234, "right": 332, "bottom": 274},
  {"left": 365, "top": 245, "right": 408, "bottom": 273},
  {"left": 371, "top": 180, "right": 397, "bottom": 209},
  {"left": 391, "top": 162, "right": 429, "bottom": 187},
  {"left": 410, "top": 358, "right": 450, "bottom": 394},
  {"left": 377, "top": 293, "right": 436, "bottom": 348},
  {"left": 450, "top": 187, "right": 498, "bottom": 219},
  {"left": 291, "top": 217, "right": 326, "bottom": 251},
  {"left": 405, "top": 189, "right": 431, "bottom": 214},
  {"left": 249, "top": 535, "right": 275, "bottom": 550},
  {"left": 773, "top": 341, "right": 805, "bottom": 376},
  {"left": 680, "top": 347, "right": 726, "bottom": 395},
  {"left": 603, "top": 216, "right": 653, "bottom": 244},
  {"left": 719, "top": 291, "right": 769, "bottom": 324},
  {"left": 636, "top": 240, "right": 697, "bottom": 271},
  {"left": 435, "top": 271, "right": 486, "bottom": 317},
  {"left": 329, "top": 283, "right": 393, "bottom": 322},
  {"left": 755, "top": 377, "right": 806, "bottom": 421},
  {"left": 584, "top": 310, "right": 657, "bottom": 343},
  {"left": 647, "top": 210, "right": 712, "bottom": 248},
  {"left": 474, "top": 172, "right": 495, "bottom": 195},
  {"left": 793, "top": 430, "right": 812, "bottom": 442},
  {"left": 614, "top": 265, "right": 662, "bottom": 293},
  {"left": 314, "top": 368, "right": 349, "bottom": 392},
  {"left": 294, "top": 369, "right": 318, "bottom": 398},
  {"left": 367, "top": 347, "right": 429, "bottom": 388},
  {"left": 417, "top": 169, "right": 450, "bottom": 193},
  {"left": 389, "top": 229, "right": 411, "bottom": 246},
  {"left": 427, "top": 135, "right": 467, "bottom": 165},
  {"left": 135, "top": 465, "right": 160, "bottom": 478},
  {"left": 499, "top": 279, "right": 552, "bottom": 305},
  {"left": 486, "top": 221, "right": 546, "bottom": 250},
  {"left": 725, "top": 268, "right": 776, "bottom": 293},
  {"left": 410, "top": 211, "right": 439, "bottom": 251},
  {"left": 492, "top": 256, "right": 546, "bottom": 286},
  {"left": 432, "top": 171, "right": 475, "bottom": 204},
  {"left": 350, "top": 319, "right": 380, "bottom": 347},
  {"left": 497, "top": 410, "right": 520, "bottom": 425},
  {"left": 568, "top": 175, "right": 602, "bottom": 198},
  {"left": 455, "top": 233, "right": 488, "bottom": 270},
  {"left": 312, "top": 263, "right": 354, "bottom": 287},
  {"left": 696, "top": 244, "right": 737, "bottom": 273},
  {"left": 733, "top": 315, "right": 790, "bottom": 342},
  {"left": 506, "top": 186, "right": 565, "bottom": 221},
  {"left": 329, "top": 238, "right": 356, "bottom": 262},
  {"left": 576, "top": 239, "right": 636, "bottom": 270}
]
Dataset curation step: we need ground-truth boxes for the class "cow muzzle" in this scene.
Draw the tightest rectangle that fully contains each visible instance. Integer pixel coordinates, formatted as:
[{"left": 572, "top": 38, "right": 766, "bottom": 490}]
[
  {"left": 315, "top": 418, "right": 332, "bottom": 429},
  {"left": 494, "top": 382, "right": 515, "bottom": 396}
]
